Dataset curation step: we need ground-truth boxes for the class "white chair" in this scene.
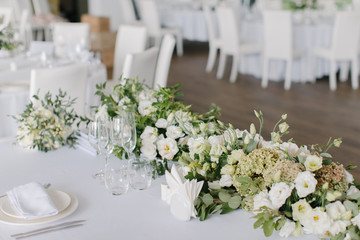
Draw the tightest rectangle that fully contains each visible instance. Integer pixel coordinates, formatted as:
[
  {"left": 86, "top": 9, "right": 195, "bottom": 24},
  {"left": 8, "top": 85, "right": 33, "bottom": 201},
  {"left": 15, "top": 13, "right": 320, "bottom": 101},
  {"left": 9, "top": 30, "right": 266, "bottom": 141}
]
[
  {"left": 52, "top": 22, "right": 90, "bottom": 57},
  {"left": 137, "top": 0, "right": 183, "bottom": 56},
  {"left": 119, "top": 0, "right": 139, "bottom": 24},
  {"left": 262, "top": 11, "right": 305, "bottom": 90},
  {"left": 30, "top": 64, "right": 88, "bottom": 116},
  {"left": 0, "top": 7, "right": 12, "bottom": 30},
  {"left": 154, "top": 34, "right": 175, "bottom": 89},
  {"left": 122, "top": 47, "right": 159, "bottom": 87},
  {"left": 215, "top": 6, "right": 262, "bottom": 83},
  {"left": 203, "top": 4, "right": 221, "bottom": 72},
  {"left": 32, "top": 0, "right": 50, "bottom": 15},
  {"left": 312, "top": 12, "right": 360, "bottom": 91},
  {"left": 112, "top": 24, "right": 147, "bottom": 81}
]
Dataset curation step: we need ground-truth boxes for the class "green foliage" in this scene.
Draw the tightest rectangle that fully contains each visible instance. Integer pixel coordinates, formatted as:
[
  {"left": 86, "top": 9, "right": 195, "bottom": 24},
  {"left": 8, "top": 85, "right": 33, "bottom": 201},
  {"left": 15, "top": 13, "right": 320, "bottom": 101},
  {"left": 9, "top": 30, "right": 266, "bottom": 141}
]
[{"left": 0, "top": 27, "right": 21, "bottom": 51}]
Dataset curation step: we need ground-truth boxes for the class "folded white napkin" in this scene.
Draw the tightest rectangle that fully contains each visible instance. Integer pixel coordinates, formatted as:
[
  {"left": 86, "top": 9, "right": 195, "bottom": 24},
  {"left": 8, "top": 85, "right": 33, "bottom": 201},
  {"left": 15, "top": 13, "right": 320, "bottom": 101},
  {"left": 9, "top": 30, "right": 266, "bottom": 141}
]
[
  {"left": 77, "top": 131, "right": 97, "bottom": 156},
  {"left": 7, "top": 182, "right": 58, "bottom": 220},
  {"left": 162, "top": 165, "right": 203, "bottom": 221}
]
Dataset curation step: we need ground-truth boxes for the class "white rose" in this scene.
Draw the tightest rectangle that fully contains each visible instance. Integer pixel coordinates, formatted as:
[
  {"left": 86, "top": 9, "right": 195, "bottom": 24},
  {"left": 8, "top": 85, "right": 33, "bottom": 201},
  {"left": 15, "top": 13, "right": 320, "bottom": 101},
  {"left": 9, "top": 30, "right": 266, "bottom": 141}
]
[
  {"left": 179, "top": 166, "right": 191, "bottom": 177},
  {"left": 223, "top": 128, "right": 237, "bottom": 145},
  {"left": 166, "top": 126, "right": 184, "bottom": 140},
  {"left": 344, "top": 170, "right": 354, "bottom": 184},
  {"left": 166, "top": 112, "right": 175, "bottom": 124},
  {"left": 140, "top": 141, "right": 157, "bottom": 160},
  {"left": 279, "top": 220, "right": 296, "bottom": 238},
  {"left": 269, "top": 182, "right": 294, "bottom": 209},
  {"left": 351, "top": 214, "right": 360, "bottom": 228},
  {"left": 178, "top": 136, "right": 189, "bottom": 146},
  {"left": 220, "top": 165, "right": 235, "bottom": 175},
  {"left": 95, "top": 105, "right": 108, "bottom": 120},
  {"left": 140, "top": 126, "right": 158, "bottom": 143},
  {"left": 304, "top": 155, "right": 322, "bottom": 172},
  {"left": 329, "top": 220, "right": 350, "bottom": 236},
  {"left": 208, "top": 180, "right": 221, "bottom": 190},
  {"left": 188, "top": 137, "right": 207, "bottom": 155},
  {"left": 253, "top": 190, "right": 274, "bottom": 212},
  {"left": 155, "top": 118, "right": 168, "bottom": 128},
  {"left": 294, "top": 171, "right": 317, "bottom": 198},
  {"left": 279, "top": 142, "right": 300, "bottom": 158},
  {"left": 235, "top": 129, "right": 243, "bottom": 138},
  {"left": 207, "top": 122, "right": 216, "bottom": 133},
  {"left": 302, "top": 207, "right": 331, "bottom": 235},
  {"left": 227, "top": 149, "right": 245, "bottom": 164},
  {"left": 292, "top": 199, "right": 313, "bottom": 221},
  {"left": 326, "top": 201, "right": 346, "bottom": 221},
  {"left": 157, "top": 138, "right": 179, "bottom": 160},
  {"left": 219, "top": 174, "right": 233, "bottom": 187},
  {"left": 208, "top": 135, "right": 224, "bottom": 146},
  {"left": 138, "top": 100, "right": 155, "bottom": 116},
  {"left": 347, "top": 185, "right": 360, "bottom": 196},
  {"left": 210, "top": 144, "right": 222, "bottom": 163},
  {"left": 278, "top": 122, "right": 289, "bottom": 134}
]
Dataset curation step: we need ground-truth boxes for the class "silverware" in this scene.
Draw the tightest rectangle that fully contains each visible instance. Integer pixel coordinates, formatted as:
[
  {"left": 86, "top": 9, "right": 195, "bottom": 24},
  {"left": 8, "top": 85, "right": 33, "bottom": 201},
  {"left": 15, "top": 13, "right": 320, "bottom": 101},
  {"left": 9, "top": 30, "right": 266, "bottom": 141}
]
[
  {"left": 11, "top": 220, "right": 86, "bottom": 239},
  {"left": 0, "top": 183, "right": 51, "bottom": 198},
  {"left": 14, "top": 223, "right": 84, "bottom": 239}
]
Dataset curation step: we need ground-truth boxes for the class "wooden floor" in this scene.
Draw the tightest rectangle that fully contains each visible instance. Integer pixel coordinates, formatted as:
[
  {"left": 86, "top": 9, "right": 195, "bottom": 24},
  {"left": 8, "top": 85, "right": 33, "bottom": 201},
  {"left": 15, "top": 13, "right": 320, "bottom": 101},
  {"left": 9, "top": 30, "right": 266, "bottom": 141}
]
[{"left": 167, "top": 42, "right": 360, "bottom": 180}]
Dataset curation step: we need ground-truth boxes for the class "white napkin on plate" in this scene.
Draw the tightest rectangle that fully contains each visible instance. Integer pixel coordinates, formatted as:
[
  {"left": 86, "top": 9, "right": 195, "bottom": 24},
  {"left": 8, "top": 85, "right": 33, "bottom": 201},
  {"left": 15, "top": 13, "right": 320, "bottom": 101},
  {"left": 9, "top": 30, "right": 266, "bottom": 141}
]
[
  {"left": 162, "top": 165, "right": 204, "bottom": 221},
  {"left": 6, "top": 182, "right": 58, "bottom": 220}
]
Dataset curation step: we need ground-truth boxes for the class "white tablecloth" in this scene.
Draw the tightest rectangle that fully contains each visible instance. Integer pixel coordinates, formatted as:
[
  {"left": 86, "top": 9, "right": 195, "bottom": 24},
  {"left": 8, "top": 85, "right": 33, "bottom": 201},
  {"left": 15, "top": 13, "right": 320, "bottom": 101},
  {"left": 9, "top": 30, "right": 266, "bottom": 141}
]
[
  {"left": 0, "top": 54, "right": 107, "bottom": 138},
  {"left": 0, "top": 139, "right": 315, "bottom": 240}
]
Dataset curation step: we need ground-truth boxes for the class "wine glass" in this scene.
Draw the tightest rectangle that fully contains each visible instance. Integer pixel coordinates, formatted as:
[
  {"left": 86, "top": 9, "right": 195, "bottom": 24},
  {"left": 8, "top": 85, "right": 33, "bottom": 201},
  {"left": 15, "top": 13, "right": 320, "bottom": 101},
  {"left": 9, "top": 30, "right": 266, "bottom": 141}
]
[
  {"left": 88, "top": 121, "right": 104, "bottom": 179},
  {"left": 111, "top": 116, "right": 123, "bottom": 147}
]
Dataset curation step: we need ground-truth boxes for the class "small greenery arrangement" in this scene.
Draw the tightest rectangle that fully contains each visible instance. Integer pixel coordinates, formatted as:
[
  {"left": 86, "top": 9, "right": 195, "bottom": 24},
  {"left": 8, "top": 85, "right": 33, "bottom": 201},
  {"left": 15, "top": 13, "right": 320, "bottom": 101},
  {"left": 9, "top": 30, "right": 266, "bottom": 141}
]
[
  {"left": 14, "top": 90, "right": 84, "bottom": 152},
  {"left": 0, "top": 27, "right": 20, "bottom": 51}
]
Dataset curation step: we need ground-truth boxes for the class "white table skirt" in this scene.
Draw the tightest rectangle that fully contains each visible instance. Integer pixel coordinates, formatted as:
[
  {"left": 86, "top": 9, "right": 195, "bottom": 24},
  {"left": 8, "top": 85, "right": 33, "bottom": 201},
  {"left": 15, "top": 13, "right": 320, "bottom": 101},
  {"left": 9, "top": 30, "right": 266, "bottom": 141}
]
[
  {"left": 240, "top": 19, "right": 334, "bottom": 82},
  {"left": 0, "top": 140, "right": 315, "bottom": 240},
  {"left": 0, "top": 56, "right": 107, "bottom": 138}
]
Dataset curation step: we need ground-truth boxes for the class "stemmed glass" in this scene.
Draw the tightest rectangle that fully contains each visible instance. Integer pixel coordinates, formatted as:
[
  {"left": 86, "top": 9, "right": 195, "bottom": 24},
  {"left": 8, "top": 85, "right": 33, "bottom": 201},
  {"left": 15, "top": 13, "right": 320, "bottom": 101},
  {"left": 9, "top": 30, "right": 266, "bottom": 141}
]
[
  {"left": 121, "top": 111, "right": 137, "bottom": 159},
  {"left": 88, "top": 120, "right": 104, "bottom": 179},
  {"left": 97, "top": 118, "right": 114, "bottom": 163}
]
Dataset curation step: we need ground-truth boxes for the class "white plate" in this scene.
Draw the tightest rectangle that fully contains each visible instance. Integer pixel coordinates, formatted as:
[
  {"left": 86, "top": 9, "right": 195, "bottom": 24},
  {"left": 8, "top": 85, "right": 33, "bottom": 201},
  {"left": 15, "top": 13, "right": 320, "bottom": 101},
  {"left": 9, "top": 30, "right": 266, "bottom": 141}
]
[
  {"left": 0, "top": 191, "right": 78, "bottom": 225},
  {"left": 1, "top": 189, "right": 71, "bottom": 219}
]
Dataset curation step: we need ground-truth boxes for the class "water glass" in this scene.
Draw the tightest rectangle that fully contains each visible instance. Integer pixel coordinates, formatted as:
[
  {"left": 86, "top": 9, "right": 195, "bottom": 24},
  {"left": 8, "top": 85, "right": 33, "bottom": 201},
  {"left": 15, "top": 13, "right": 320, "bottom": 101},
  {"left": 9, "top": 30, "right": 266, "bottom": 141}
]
[
  {"left": 129, "top": 158, "right": 153, "bottom": 190},
  {"left": 105, "top": 156, "right": 129, "bottom": 195}
]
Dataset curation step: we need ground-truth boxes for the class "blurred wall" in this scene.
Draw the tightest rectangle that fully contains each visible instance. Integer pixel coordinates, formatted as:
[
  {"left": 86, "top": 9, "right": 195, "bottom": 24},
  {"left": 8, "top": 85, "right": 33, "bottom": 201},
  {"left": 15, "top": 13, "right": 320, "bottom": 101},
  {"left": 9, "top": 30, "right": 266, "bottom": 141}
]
[{"left": 88, "top": 0, "right": 123, "bottom": 32}]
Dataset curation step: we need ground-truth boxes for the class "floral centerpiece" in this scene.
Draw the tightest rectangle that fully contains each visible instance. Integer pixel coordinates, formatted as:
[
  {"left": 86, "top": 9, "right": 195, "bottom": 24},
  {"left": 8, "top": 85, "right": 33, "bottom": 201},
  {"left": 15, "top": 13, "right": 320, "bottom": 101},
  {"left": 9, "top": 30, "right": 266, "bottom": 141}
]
[
  {"left": 282, "top": 0, "right": 318, "bottom": 10},
  {"left": 14, "top": 90, "right": 85, "bottom": 152},
  {"left": 95, "top": 78, "right": 221, "bottom": 175},
  {"left": 0, "top": 27, "right": 20, "bottom": 51},
  {"left": 98, "top": 78, "right": 359, "bottom": 239}
]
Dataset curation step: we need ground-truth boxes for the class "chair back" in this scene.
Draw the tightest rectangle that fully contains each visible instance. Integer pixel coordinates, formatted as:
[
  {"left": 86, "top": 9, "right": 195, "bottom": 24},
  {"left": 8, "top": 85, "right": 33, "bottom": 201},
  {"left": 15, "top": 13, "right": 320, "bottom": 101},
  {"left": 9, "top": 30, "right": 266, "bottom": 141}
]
[
  {"left": 30, "top": 64, "right": 88, "bottom": 116},
  {"left": 123, "top": 47, "right": 159, "bottom": 87},
  {"left": 203, "top": 4, "right": 219, "bottom": 44},
  {"left": 32, "top": 0, "right": 50, "bottom": 15},
  {"left": 215, "top": 6, "right": 239, "bottom": 54},
  {"left": 19, "top": 9, "right": 32, "bottom": 48},
  {"left": 119, "top": 0, "right": 137, "bottom": 24},
  {"left": 332, "top": 12, "right": 360, "bottom": 59},
  {"left": 112, "top": 24, "right": 147, "bottom": 81},
  {"left": 137, "top": 0, "right": 161, "bottom": 36},
  {"left": 263, "top": 10, "right": 292, "bottom": 59},
  {"left": 0, "top": 7, "right": 12, "bottom": 30},
  {"left": 53, "top": 22, "right": 90, "bottom": 56},
  {"left": 154, "top": 34, "right": 175, "bottom": 89}
]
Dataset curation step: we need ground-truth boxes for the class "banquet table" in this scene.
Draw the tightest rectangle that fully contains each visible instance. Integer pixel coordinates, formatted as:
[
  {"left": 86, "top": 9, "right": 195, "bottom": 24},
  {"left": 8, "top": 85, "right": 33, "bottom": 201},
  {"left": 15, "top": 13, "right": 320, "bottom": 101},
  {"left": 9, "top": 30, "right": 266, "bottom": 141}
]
[
  {"left": 0, "top": 139, "right": 316, "bottom": 240},
  {"left": 0, "top": 53, "right": 107, "bottom": 138}
]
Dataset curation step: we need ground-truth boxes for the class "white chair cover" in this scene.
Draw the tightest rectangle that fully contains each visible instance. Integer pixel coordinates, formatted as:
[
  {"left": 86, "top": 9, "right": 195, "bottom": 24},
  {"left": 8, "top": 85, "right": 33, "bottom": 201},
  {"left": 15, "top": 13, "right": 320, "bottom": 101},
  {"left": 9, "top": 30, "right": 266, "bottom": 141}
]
[
  {"left": 29, "top": 64, "right": 88, "bottom": 116},
  {"left": 154, "top": 34, "right": 175, "bottom": 89},
  {"left": 112, "top": 24, "right": 147, "bottom": 81},
  {"left": 32, "top": 0, "right": 51, "bottom": 15},
  {"left": 122, "top": 47, "right": 159, "bottom": 88}
]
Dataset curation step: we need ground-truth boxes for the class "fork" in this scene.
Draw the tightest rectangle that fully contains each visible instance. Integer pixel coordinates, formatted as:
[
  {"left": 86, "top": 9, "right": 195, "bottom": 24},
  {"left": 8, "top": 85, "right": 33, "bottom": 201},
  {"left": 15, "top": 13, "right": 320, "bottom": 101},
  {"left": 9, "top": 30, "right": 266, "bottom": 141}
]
[{"left": 0, "top": 183, "right": 51, "bottom": 198}]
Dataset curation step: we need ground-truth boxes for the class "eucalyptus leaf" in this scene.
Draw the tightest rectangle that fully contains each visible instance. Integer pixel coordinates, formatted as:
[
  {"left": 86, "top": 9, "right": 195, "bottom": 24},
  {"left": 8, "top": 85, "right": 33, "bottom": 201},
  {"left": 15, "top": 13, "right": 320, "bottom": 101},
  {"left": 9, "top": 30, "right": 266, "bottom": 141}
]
[
  {"left": 320, "top": 152, "right": 332, "bottom": 158},
  {"left": 349, "top": 192, "right": 360, "bottom": 200},
  {"left": 245, "top": 139, "right": 257, "bottom": 153},
  {"left": 228, "top": 196, "right": 242, "bottom": 209},
  {"left": 220, "top": 204, "right": 234, "bottom": 215},
  {"left": 322, "top": 159, "right": 332, "bottom": 166},
  {"left": 202, "top": 194, "right": 214, "bottom": 206},
  {"left": 219, "top": 191, "right": 231, "bottom": 202},
  {"left": 254, "top": 217, "right": 264, "bottom": 229}
]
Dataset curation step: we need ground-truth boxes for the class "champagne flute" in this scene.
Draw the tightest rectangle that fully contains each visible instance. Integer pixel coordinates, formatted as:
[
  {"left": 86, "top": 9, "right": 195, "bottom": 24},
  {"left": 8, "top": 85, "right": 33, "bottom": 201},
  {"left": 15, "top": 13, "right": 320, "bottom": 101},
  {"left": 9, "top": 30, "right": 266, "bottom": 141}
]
[
  {"left": 97, "top": 118, "right": 114, "bottom": 164},
  {"left": 122, "top": 111, "right": 136, "bottom": 159},
  {"left": 88, "top": 121, "right": 104, "bottom": 179}
]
